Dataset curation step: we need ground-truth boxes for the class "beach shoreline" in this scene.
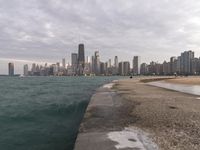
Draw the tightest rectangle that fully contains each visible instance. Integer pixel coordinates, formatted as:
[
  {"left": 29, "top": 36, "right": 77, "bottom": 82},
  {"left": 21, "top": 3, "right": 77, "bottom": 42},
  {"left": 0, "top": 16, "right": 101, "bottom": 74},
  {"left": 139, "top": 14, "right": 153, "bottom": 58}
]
[{"left": 164, "top": 76, "right": 200, "bottom": 85}]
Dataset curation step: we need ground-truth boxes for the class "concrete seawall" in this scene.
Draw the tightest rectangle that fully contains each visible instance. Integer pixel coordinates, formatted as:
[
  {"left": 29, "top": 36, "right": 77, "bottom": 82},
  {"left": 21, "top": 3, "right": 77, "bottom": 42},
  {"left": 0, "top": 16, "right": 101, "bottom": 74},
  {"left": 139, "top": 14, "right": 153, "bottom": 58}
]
[{"left": 74, "top": 80, "right": 158, "bottom": 150}]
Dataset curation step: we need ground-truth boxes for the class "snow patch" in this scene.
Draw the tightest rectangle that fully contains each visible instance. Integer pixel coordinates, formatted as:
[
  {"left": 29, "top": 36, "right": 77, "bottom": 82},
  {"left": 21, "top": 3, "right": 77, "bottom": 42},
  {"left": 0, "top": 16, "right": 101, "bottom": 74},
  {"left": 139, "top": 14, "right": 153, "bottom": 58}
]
[
  {"left": 107, "top": 127, "right": 158, "bottom": 150},
  {"left": 103, "top": 83, "right": 114, "bottom": 89}
]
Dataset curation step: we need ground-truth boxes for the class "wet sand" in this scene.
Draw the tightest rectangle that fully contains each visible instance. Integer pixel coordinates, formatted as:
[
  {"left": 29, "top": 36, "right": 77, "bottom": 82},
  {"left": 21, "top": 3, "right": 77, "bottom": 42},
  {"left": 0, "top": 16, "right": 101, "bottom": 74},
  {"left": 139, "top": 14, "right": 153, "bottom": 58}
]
[
  {"left": 115, "top": 79, "right": 200, "bottom": 150},
  {"left": 165, "top": 76, "right": 200, "bottom": 85}
]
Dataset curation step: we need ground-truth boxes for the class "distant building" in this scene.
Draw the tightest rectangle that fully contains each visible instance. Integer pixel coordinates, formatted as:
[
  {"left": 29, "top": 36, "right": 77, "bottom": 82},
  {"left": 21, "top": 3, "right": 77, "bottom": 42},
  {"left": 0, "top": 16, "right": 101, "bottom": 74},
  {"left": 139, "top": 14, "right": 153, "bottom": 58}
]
[
  {"left": 180, "top": 50, "right": 194, "bottom": 75},
  {"left": 62, "top": 58, "right": 66, "bottom": 68},
  {"left": 114, "top": 56, "right": 118, "bottom": 68},
  {"left": 133, "top": 56, "right": 141, "bottom": 75},
  {"left": 71, "top": 53, "right": 78, "bottom": 75},
  {"left": 91, "top": 55, "right": 95, "bottom": 74},
  {"left": 31, "top": 63, "right": 36, "bottom": 74},
  {"left": 8, "top": 62, "right": 14, "bottom": 76},
  {"left": 140, "top": 63, "right": 148, "bottom": 75},
  {"left": 108, "top": 59, "right": 112, "bottom": 68},
  {"left": 113, "top": 56, "right": 119, "bottom": 75},
  {"left": 170, "top": 57, "right": 176, "bottom": 75},
  {"left": 119, "top": 61, "right": 130, "bottom": 76},
  {"left": 23, "top": 64, "right": 29, "bottom": 76},
  {"left": 94, "top": 51, "right": 100, "bottom": 75},
  {"left": 78, "top": 44, "right": 85, "bottom": 75},
  {"left": 100, "top": 62, "right": 106, "bottom": 75},
  {"left": 119, "top": 62, "right": 124, "bottom": 76},
  {"left": 123, "top": 61, "right": 130, "bottom": 76}
]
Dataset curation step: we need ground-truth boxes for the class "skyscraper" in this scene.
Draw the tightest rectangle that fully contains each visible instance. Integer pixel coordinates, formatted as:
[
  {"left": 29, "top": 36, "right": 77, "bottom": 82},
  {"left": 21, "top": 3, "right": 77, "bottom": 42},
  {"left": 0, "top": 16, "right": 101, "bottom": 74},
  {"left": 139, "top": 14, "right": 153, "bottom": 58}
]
[
  {"left": 62, "top": 58, "right": 66, "bottom": 68},
  {"left": 180, "top": 51, "right": 194, "bottom": 75},
  {"left": 170, "top": 57, "right": 176, "bottom": 75},
  {"left": 94, "top": 51, "right": 100, "bottom": 75},
  {"left": 112, "top": 56, "right": 119, "bottom": 75},
  {"left": 8, "top": 62, "right": 14, "bottom": 76},
  {"left": 23, "top": 64, "right": 29, "bottom": 76},
  {"left": 31, "top": 63, "right": 36, "bottom": 74},
  {"left": 133, "top": 56, "right": 141, "bottom": 75},
  {"left": 114, "top": 56, "right": 118, "bottom": 68},
  {"left": 108, "top": 59, "right": 112, "bottom": 68},
  {"left": 119, "top": 62, "right": 124, "bottom": 76},
  {"left": 78, "top": 44, "right": 85, "bottom": 75},
  {"left": 123, "top": 61, "right": 130, "bottom": 76},
  {"left": 71, "top": 53, "right": 78, "bottom": 74}
]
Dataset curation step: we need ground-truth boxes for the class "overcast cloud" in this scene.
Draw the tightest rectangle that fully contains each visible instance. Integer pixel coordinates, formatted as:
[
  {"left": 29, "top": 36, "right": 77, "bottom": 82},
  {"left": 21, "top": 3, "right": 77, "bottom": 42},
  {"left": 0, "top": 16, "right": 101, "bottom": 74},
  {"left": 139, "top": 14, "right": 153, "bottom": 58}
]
[{"left": 1, "top": 0, "right": 200, "bottom": 74}]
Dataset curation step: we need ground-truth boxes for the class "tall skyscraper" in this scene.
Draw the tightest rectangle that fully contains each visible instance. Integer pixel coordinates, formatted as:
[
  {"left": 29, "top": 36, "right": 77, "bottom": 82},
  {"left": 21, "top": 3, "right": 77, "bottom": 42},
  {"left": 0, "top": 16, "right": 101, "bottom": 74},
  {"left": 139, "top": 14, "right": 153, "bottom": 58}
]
[
  {"left": 170, "top": 57, "right": 176, "bottom": 74},
  {"left": 180, "top": 50, "right": 194, "bottom": 74},
  {"left": 94, "top": 51, "right": 100, "bottom": 75},
  {"left": 71, "top": 53, "right": 78, "bottom": 74},
  {"left": 23, "top": 64, "right": 29, "bottom": 76},
  {"left": 133, "top": 56, "right": 141, "bottom": 75},
  {"left": 108, "top": 59, "right": 112, "bottom": 68},
  {"left": 31, "top": 63, "right": 36, "bottom": 73},
  {"left": 8, "top": 62, "right": 14, "bottom": 76},
  {"left": 62, "top": 58, "right": 66, "bottom": 68},
  {"left": 78, "top": 44, "right": 85, "bottom": 75},
  {"left": 119, "top": 62, "right": 124, "bottom": 76},
  {"left": 114, "top": 56, "right": 118, "bottom": 68},
  {"left": 91, "top": 56, "right": 95, "bottom": 74},
  {"left": 123, "top": 61, "right": 130, "bottom": 76}
]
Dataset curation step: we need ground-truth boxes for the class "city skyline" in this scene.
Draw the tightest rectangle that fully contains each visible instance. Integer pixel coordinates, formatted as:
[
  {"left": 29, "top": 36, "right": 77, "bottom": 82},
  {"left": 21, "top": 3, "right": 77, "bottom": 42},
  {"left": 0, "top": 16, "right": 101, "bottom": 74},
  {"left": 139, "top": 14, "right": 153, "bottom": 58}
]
[
  {"left": 4, "top": 43, "right": 200, "bottom": 76},
  {"left": 1, "top": 0, "right": 200, "bottom": 74},
  {"left": 2, "top": 43, "right": 200, "bottom": 75}
]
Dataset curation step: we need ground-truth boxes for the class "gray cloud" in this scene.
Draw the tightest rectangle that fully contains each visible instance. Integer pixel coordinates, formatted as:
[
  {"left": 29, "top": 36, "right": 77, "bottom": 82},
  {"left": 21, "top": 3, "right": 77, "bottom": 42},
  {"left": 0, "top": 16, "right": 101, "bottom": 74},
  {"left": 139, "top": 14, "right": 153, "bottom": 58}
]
[{"left": 1, "top": 0, "right": 200, "bottom": 74}]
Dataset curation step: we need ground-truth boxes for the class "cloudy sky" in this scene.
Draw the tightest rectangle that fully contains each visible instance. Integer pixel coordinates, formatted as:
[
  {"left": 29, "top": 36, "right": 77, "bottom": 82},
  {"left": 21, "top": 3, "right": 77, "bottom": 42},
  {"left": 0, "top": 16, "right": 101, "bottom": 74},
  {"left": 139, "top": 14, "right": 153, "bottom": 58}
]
[{"left": 1, "top": 0, "right": 200, "bottom": 74}]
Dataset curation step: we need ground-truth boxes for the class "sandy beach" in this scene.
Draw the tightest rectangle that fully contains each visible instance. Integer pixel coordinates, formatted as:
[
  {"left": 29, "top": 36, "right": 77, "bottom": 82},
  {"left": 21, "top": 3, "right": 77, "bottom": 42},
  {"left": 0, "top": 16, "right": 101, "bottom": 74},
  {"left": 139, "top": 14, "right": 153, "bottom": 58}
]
[
  {"left": 115, "top": 78, "right": 200, "bottom": 150},
  {"left": 165, "top": 76, "right": 200, "bottom": 85}
]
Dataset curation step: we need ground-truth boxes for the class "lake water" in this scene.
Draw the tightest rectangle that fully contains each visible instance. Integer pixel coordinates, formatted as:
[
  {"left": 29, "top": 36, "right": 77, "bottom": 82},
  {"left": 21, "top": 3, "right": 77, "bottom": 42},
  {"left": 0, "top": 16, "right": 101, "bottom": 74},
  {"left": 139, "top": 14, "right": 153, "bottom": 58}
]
[{"left": 0, "top": 76, "right": 121, "bottom": 150}]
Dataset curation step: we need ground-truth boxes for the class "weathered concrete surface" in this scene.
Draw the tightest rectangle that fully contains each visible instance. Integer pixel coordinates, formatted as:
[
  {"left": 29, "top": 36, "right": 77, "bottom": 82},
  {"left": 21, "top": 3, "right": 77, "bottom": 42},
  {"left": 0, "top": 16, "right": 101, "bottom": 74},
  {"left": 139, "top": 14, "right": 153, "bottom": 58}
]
[{"left": 74, "top": 85, "right": 135, "bottom": 150}]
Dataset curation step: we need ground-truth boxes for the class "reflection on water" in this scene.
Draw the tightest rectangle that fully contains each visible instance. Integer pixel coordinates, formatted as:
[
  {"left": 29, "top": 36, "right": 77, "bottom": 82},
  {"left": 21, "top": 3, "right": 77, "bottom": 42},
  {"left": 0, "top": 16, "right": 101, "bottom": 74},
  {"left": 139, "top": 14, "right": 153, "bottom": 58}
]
[{"left": 148, "top": 81, "right": 200, "bottom": 96}]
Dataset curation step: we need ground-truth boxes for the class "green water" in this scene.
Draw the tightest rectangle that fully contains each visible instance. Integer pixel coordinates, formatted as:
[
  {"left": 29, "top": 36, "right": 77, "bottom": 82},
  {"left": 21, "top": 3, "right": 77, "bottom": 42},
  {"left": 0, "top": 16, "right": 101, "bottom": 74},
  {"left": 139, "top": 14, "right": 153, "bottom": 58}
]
[{"left": 0, "top": 76, "right": 121, "bottom": 150}]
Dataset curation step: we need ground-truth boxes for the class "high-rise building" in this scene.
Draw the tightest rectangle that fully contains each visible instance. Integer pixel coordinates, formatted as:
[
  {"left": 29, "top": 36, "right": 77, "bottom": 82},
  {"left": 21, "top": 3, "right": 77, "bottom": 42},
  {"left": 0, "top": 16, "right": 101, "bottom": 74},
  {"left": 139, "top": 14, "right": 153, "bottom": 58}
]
[
  {"left": 62, "top": 58, "right": 66, "bottom": 68},
  {"left": 86, "top": 56, "right": 90, "bottom": 63},
  {"left": 71, "top": 53, "right": 78, "bottom": 74},
  {"left": 113, "top": 56, "right": 119, "bottom": 75},
  {"left": 91, "top": 55, "right": 95, "bottom": 74},
  {"left": 118, "top": 61, "right": 130, "bottom": 76},
  {"left": 123, "top": 61, "right": 130, "bottom": 76},
  {"left": 23, "top": 64, "right": 29, "bottom": 76},
  {"left": 108, "top": 59, "right": 112, "bottom": 68},
  {"left": 94, "top": 51, "right": 100, "bottom": 75},
  {"left": 180, "top": 50, "right": 194, "bottom": 75},
  {"left": 114, "top": 56, "right": 118, "bottom": 68},
  {"left": 176, "top": 56, "right": 181, "bottom": 74},
  {"left": 170, "top": 57, "right": 176, "bottom": 75},
  {"left": 100, "top": 62, "right": 106, "bottom": 75},
  {"left": 119, "top": 62, "right": 124, "bottom": 76},
  {"left": 140, "top": 63, "right": 148, "bottom": 75},
  {"left": 8, "top": 62, "right": 14, "bottom": 76},
  {"left": 31, "top": 63, "right": 36, "bottom": 74},
  {"left": 78, "top": 44, "right": 85, "bottom": 75},
  {"left": 133, "top": 56, "right": 141, "bottom": 75}
]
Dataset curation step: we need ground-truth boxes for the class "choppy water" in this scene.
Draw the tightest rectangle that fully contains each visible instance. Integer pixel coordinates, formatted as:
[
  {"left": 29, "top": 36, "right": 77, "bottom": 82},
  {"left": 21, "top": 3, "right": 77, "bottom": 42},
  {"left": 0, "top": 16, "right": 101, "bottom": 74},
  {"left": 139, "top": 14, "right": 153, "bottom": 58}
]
[{"left": 0, "top": 76, "right": 121, "bottom": 150}]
